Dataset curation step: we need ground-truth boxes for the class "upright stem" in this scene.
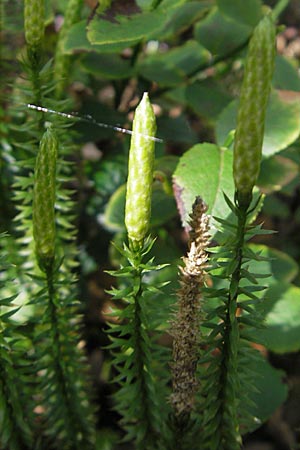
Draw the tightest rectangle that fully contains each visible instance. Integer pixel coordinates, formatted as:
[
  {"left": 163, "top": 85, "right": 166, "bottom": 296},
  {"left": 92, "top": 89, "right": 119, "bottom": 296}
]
[
  {"left": 109, "top": 240, "right": 164, "bottom": 449},
  {"left": 131, "top": 252, "right": 160, "bottom": 449},
  {"left": 218, "top": 205, "right": 248, "bottom": 449},
  {"left": 201, "top": 199, "right": 250, "bottom": 450},
  {"left": 45, "top": 266, "right": 92, "bottom": 449}
]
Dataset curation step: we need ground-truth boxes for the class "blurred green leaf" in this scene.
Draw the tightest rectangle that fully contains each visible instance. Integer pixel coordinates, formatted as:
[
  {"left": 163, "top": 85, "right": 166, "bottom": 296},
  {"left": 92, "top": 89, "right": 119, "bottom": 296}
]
[
  {"left": 103, "top": 183, "right": 177, "bottom": 232},
  {"left": 155, "top": 1, "right": 211, "bottom": 39},
  {"left": 154, "top": 155, "right": 179, "bottom": 176},
  {"left": 173, "top": 143, "right": 234, "bottom": 228},
  {"left": 136, "top": 0, "right": 156, "bottom": 10},
  {"left": 168, "top": 79, "right": 233, "bottom": 121},
  {"left": 157, "top": 115, "right": 198, "bottom": 143},
  {"left": 259, "top": 283, "right": 300, "bottom": 353},
  {"left": 74, "top": 99, "right": 127, "bottom": 141},
  {"left": 194, "top": 7, "right": 251, "bottom": 56},
  {"left": 64, "top": 20, "right": 95, "bottom": 54},
  {"left": 216, "top": 91, "right": 300, "bottom": 156},
  {"left": 86, "top": 0, "right": 210, "bottom": 52},
  {"left": 139, "top": 59, "right": 182, "bottom": 86},
  {"left": 138, "top": 40, "right": 210, "bottom": 86},
  {"left": 257, "top": 155, "right": 298, "bottom": 193},
  {"left": 80, "top": 53, "right": 134, "bottom": 79},
  {"left": 273, "top": 55, "right": 300, "bottom": 92},
  {"left": 186, "top": 79, "right": 233, "bottom": 120},
  {"left": 216, "top": 0, "right": 262, "bottom": 27},
  {"left": 262, "top": 195, "right": 290, "bottom": 220},
  {"left": 242, "top": 351, "right": 287, "bottom": 432},
  {"left": 101, "top": 185, "right": 126, "bottom": 233},
  {"left": 87, "top": 10, "right": 166, "bottom": 51},
  {"left": 247, "top": 244, "right": 299, "bottom": 285}
]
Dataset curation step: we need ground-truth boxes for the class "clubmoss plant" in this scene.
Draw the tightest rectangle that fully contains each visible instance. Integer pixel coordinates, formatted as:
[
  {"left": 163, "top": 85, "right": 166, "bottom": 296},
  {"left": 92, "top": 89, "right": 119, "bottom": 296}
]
[
  {"left": 199, "top": 13, "right": 276, "bottom": 450},
  {"left": 7, "top": 1, "right": 96, "bottom": 447},
  {"left": 31, "top": 126, "right": 96, "bottom": 449},
  {"left": 0, "top": 234, "right": 34, "bottom": 450},
  {"left": 108, "top": 93, "right": 167, "bottom": 449},
  {"left": 1, "top": 1, "right": 283, "bottom": 448}
]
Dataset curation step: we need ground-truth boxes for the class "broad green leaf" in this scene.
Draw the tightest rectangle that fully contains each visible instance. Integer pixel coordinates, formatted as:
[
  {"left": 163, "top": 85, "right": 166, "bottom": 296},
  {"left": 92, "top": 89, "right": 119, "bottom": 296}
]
[
  {"left": 259, "top": 283, "right": 300, "bottom": 353},
  {"left": 64, "top": 20, "right": 95, "bottom": 54},
  {"left": 247, "top": 244, "right": 298, "bottom": 284},
  {"left": 168, "top": 79, "right": 232, "bottom": 121},
  {"left": 242, "top": 351, "right": 287, "bottom": 433},
  {"left": 216, "top": 91, "right": 300, "bottom": 156},
  {"left": 273, "top": 55, "right": 300, "bottom": 92},
  {"left": 87, "top": 0, "right": 205, "bottom": 51},
  {"left": 154, "top": 155, "right": 179, "bottom": 177},
  {"left": 217, "top": 0, "right": 262, "bottom": 27},
  {"left": 194, "top": 7, "right": 251, "bottom": 56},
  {"left": 74, "top": 99, "right": 127, "bottom": 141},
  {"left": 138, "top": 40, "right": 210, "bottom": 86},
  {"left": 157, "top": 115, "right": 198, "bottom": 144},
  {"left": 157, "top": 0, "right": 187, "bottom": 8},
  {"left": 80, "top": 53, "right": 134, "bottom": 80},
  {"left": 103, "top": 183, "right": 177, "bottom": 232},
  {"left": 262, "top": 195, "right": 290, "bottom": 220},
  {"left": 87, "top": 10, "right": 166, "bottom": 51},
  {"left": 136, "top": 0, "right": 156, "bottom": 10},
  {"left": 138, "top": 59, "right": 182, "bottom": 86},
  {"left": 257, "top": 155, "right": 298, "bottom": 193},
  {"left": 156, "top": 1, "right": 211, "bottom": 39},
  {"left": 102, "top": 185, "right": 127, "bottom": 232},
  {"left": 185, "top": 80, "right": 233, "bottom": 120},
  {"left": 173, "top": 144, "right": 234, "bottom": 228}
]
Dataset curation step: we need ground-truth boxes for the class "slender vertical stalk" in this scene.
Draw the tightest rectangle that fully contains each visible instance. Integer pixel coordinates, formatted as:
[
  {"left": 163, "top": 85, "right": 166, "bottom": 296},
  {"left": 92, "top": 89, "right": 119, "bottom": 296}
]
[
  {"left": 217, "top": 206, "right": 247, "bottom": 449},
  {"left": 201, "top": 14, "right": 276, "bottom": 448},
  {"left": 32, "top": 127, "right": 95, "bottom": 449},
  {"left": 108, "top": 240, "right": 164, "bottom": 449},
  {"left": 108, "top": 93, "right": 165, "bottom": 448}
]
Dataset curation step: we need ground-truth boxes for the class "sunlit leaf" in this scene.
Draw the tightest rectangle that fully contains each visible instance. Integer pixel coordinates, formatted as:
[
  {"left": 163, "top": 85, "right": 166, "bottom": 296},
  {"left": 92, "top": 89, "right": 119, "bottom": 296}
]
[
  {"left": 216, "top": 91, "right": 300, "bottom": 156},
  {"left": 173, "top": 143, "right": 234, "bottom": 228},
  {"left": 259, "top": 283, "right": 300, "bottom": 353}
]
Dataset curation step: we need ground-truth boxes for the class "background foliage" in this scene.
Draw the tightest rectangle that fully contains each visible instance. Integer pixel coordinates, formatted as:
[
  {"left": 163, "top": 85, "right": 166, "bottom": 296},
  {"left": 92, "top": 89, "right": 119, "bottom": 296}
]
[{"left": 1, "top": 0, "right": 300, "bottom": 448}]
